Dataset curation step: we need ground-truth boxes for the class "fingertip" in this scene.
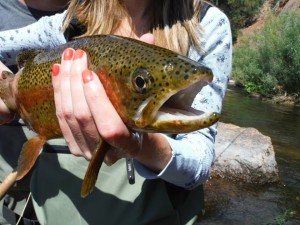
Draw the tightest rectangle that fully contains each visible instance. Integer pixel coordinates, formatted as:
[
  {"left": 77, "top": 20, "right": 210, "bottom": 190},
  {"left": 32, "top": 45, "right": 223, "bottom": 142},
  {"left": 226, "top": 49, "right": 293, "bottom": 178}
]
[
  {"left": 74, "top": 49, "right": 85, "bottom": 60},
  {"left": 83, "top": 151, "right": 92, "bottom": 161},
  {"left": 52, "top": 64, "right": 60, "bottom": 76},
  {"left": 140, "top": 33, "right": 155, "bottom": 45},
  {"left": 63, "top": 48, "right": 75, "bottom": 61},
  {"left": 82, "top": 69, "right": 94, "bottom": 83}
]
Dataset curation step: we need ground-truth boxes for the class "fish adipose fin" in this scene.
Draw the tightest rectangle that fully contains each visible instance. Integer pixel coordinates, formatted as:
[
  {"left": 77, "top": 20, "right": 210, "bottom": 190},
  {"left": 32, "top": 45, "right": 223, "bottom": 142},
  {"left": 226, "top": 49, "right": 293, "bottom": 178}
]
[{"left": 81, "top": 138, "right": 110, "bottom": 198}]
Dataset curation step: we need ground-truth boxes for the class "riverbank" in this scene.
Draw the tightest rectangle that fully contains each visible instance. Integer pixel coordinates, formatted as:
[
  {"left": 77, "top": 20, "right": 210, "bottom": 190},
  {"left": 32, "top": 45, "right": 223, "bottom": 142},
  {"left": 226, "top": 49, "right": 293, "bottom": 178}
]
[{"left": 228, "top": 80, "right": 300, "bottom": 106}]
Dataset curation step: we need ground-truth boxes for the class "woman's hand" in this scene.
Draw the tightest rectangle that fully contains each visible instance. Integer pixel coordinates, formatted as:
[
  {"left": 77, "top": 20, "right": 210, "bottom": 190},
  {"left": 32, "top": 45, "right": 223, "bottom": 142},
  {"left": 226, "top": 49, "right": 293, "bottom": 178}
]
[
  {"left": 52, "top": 33, "right": 173, "bottom": 170},
  {"left": 0, "top": 61, "right": 15, "bottom": 124}
]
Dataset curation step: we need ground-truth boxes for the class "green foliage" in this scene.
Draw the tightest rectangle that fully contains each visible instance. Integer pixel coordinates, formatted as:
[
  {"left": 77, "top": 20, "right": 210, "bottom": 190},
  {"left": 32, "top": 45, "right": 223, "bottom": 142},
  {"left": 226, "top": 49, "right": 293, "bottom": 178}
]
[
  {"left": 264, "top": 209, "right": 297, "bottom": 225},
  {"left": 232, "top": 11, "right": 300, "bottom": 96},
  {"left": 210, "top": 0, "right": 265, "bottom": 41},
  {"left": 271, "top": 0, "right": 279, "bottom": 8}
]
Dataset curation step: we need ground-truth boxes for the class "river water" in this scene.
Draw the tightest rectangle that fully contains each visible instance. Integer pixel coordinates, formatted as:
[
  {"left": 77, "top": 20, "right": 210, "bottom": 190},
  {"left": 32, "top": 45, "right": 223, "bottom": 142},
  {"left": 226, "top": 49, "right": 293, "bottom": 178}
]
[{"left": 201, "top": 85, "right": 300, "bottom": 225}]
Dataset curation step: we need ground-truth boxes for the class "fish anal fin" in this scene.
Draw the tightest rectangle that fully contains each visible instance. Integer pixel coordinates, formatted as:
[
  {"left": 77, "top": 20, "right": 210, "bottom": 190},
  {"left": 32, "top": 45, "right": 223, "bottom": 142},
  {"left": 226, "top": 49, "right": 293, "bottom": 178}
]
[
  {"left": 81, "top": 138, "right": 110, "bottom": 198},
  {"left": 16, "top": 136, "right": 46, "bottom": 180}
]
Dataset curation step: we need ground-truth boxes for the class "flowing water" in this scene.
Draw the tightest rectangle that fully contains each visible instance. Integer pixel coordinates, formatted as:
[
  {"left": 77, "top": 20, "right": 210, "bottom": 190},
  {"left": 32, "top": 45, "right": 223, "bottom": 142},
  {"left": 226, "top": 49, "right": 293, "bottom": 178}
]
[{"left": 201, "top": 86, "right": 300, "bottom": 225}]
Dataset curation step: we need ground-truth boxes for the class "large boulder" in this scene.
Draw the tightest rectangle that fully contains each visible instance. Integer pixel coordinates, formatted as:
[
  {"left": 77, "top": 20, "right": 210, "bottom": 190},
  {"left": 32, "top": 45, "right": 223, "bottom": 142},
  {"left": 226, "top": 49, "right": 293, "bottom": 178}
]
[{"left": 212, "top": 123, "right": 279, "bottom": 184}]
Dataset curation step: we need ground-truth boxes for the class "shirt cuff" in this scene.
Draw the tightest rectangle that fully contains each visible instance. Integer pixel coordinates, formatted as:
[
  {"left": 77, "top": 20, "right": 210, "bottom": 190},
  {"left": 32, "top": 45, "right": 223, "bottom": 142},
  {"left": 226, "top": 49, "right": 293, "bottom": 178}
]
[{"left": 134, "top": 134, "right": 211, "bottom": 189}]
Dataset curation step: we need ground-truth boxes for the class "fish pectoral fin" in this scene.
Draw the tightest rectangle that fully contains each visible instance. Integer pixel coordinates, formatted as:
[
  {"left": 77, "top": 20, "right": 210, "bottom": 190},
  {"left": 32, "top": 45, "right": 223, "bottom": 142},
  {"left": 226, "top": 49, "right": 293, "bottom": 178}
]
[
  {"left": 0, "top": 136, "right": 45, "bottom": 200},
  {"left": 16, "top": 136, "right": 46, "bottom": 180},
  {"left": 0, "top": 171, "right": 17, "bottom": 200},
  {"left": 81, "top": 138, "right": 110, "bottom": 198}
]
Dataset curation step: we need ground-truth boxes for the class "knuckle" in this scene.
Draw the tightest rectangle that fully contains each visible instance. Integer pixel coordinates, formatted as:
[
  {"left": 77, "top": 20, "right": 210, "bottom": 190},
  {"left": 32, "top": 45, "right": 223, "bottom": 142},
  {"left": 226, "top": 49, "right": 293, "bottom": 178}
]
[
  {"left": 63, "top": 110, "right": 73, "bottom": 120},
  {"left": 55, "top": 109, "right": 64, "bottom": 121},
  {"left": 73, "top": 110, "right": 91, "bottom": 124},
  {"left": 56, "top": 108, "right": 73, "bottom": 121},
  {"left": 102, "top": 127, "right": 123, "bottom": 142}
]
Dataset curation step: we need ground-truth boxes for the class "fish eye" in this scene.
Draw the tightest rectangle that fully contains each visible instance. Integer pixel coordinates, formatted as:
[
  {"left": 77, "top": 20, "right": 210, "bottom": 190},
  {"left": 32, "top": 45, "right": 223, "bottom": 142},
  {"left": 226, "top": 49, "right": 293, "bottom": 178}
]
[
  {"left": 132, "top": 68, "right": 153, "bottom": 94},
  {"left": 135, "top": 76, "right": 146, "bottom": 89}
]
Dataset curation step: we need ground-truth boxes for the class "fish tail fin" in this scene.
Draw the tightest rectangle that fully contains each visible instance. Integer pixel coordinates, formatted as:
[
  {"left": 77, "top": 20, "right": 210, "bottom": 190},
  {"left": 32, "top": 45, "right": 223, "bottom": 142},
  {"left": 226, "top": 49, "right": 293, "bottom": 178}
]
[
  {"left": 16, "top": 136, "right": 46, "bottom": 180},
  {"left": 81, "top": 138, "right": 110, "bottom": 198}
]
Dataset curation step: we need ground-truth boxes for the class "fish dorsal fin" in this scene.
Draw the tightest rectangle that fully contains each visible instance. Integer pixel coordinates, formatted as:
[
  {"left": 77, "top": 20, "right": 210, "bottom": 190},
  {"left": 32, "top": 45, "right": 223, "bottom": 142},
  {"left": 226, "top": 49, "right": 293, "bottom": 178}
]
[
  {"left": 16, "top": 136, "right": 46, "bottom": 180},
  {"left": 16, "top": 49, "right": 45, "bottom": 69},
  {"left": 81, "top": 138, "right": 110, "bottom": 198}
]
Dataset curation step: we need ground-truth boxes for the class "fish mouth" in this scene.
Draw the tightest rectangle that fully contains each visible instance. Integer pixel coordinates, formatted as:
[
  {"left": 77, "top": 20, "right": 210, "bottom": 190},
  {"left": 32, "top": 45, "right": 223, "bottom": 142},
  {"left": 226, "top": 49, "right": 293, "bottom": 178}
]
[{"left": 137, "top": 80, "right": 220, "bottom": 133}]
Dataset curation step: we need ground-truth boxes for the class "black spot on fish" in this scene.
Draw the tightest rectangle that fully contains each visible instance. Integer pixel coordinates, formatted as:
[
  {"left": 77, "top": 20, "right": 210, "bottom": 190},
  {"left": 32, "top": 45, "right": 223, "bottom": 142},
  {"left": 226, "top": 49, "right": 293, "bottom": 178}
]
[{"left": 184, "top": 75, "right": 189, "bottom": 80}]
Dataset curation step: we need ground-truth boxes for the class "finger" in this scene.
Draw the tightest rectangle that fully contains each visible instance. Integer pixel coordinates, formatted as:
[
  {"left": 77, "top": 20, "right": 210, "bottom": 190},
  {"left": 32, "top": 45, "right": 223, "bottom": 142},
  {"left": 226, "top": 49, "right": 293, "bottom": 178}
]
[
  {"left": 81, "top": 69, "right": 128, "bottom": 142},
  {"left": 69, "top": 49, "right": 100, "bottom": 159},
  {"left": 52, "top": 48, "right": 82, "bottom": 156},
  {"left": 104, "top": 147, "right": 120, "bottom": 166},
  {"left": 81, "top": 70, "right": 141, "bottom": 155},
  {"left": 139, "top": 33, "right": 155, "bottom": 45},
  {"left": 59, "top": 48, "right": 75, "bottom": 116}
]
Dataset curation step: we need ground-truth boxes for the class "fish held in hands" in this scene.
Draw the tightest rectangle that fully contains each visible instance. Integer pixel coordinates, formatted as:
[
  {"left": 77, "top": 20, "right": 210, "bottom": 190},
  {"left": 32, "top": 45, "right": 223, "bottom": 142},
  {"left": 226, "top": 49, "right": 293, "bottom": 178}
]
[{"left": 0, "top": 35, "right": 220, "bottom": 198}]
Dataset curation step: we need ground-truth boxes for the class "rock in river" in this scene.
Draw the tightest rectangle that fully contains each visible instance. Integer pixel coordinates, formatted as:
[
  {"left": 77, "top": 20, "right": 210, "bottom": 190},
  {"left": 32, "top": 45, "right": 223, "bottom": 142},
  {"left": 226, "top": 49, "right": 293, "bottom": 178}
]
[{"left": 212, "top": 122, "right": 279, "bottom": 184}]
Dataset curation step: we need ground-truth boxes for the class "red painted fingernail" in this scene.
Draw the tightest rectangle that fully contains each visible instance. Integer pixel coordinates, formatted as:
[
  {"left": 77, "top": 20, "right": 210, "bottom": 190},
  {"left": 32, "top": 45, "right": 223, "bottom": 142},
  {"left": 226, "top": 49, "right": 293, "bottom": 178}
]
[
  {"left": 74, "top": 49, "right": 84, "bottom": 60},
  {"left": 52, "top": 64, "right": 60, "bottom": 76},
  {"left": 63, "top": 48, "right": 74, "bottom": 60},
  {"left": 82, "top": 69, "right": 93, "bottom": 83}
]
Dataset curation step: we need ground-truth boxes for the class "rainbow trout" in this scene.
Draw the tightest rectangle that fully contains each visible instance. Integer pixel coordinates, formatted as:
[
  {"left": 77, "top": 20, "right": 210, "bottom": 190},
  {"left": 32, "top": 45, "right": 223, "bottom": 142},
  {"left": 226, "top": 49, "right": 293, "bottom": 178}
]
[{"left": 0, "top": 35, "right": 219, "bottom": 198}]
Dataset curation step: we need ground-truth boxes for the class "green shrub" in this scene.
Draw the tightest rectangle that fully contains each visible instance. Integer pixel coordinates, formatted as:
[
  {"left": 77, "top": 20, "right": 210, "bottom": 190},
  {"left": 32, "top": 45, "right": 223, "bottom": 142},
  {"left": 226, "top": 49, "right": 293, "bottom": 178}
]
[{"left": 232, "top": 11, "right": 300, "bottom": 95}]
